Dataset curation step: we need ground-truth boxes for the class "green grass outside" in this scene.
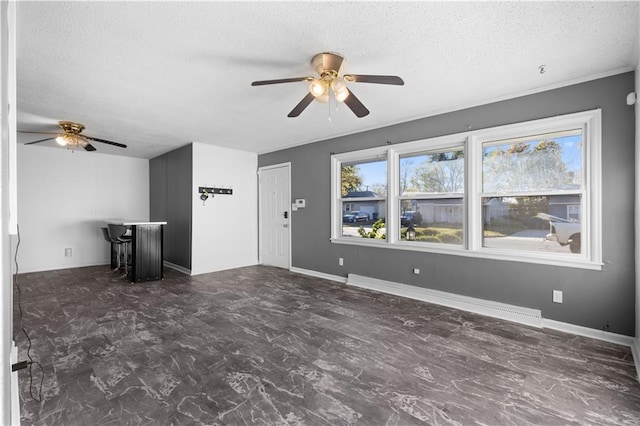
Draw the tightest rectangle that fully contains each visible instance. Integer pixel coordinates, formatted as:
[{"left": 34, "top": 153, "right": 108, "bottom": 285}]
[
  {"left": 399, "top": 218, "right": 530, "bottom": 242},
  {"left": 482, "top": 218, "right": 528, "bottom": 237},
  {"left": 401, "top": 225, "right": 463, "bottom": 244}
]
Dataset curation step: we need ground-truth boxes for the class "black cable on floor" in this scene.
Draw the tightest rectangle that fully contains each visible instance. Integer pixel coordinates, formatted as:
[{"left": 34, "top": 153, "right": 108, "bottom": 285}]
[{"left": 13, "top": 224, "right": 43, "bottom": 402}]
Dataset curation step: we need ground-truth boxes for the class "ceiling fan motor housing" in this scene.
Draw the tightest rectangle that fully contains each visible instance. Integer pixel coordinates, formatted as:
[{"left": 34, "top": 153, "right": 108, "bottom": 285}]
[
  {"left": 58, "top": 121, "right": 85, "bottom": 134},
  {"left": 311, "top": 52, "right": 345, "bottom": 75}
]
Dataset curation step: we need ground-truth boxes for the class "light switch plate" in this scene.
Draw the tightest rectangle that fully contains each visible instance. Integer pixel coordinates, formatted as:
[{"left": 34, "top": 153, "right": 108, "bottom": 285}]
[{"left": 553, "top": 290, "right": 563, "bottom": 303}]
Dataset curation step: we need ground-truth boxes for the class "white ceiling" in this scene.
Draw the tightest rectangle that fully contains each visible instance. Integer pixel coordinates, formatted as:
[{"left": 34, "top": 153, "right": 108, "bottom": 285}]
[{"left": 16, "top": 1, "right": 639, "bottom": 159}]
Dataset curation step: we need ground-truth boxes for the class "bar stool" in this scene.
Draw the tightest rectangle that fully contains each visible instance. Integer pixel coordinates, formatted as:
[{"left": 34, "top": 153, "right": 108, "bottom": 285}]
[
  {"left": 107, "top": 224, "right": 132, "bottom": 274},
  {"left": 100, "top": 227, "right": 119, "bottom": 271}
]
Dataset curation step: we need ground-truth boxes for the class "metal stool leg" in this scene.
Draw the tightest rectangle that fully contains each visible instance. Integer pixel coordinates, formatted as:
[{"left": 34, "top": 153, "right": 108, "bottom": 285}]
[
  {"left": 113, "top": 243, "right": 121, "bottom": 271},
  {"left": 123, "top": 242, "right": 128, "bottom": 275}
]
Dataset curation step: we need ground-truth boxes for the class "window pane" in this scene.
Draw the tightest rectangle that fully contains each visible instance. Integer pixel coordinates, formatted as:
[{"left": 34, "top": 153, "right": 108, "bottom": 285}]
[
  {"left": 340, "top": 159, "right": 387, "bottom": 239},
  {"left": 341, "top": 159, "right": 387, "bottom": 197},
  {"left": 342, "top": 201, "right": 386, "bottom": 239},
  {"left": 482, "top": 195, "right": 582, "bottom": 254},
  {"left": 399, "top": 199, "right": 463, "bottom": 245},
  {"left": 483, "top": 129, "right": 582, "bottom": 193},
  {"left": 400, "top": 150, "right": 464, "bottom": 195}
]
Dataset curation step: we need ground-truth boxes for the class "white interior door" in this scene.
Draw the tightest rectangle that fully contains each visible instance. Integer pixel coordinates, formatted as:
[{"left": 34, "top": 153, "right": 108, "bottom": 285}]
[{"left": 259, "top": 164, "right": 290, "bottom": 269}]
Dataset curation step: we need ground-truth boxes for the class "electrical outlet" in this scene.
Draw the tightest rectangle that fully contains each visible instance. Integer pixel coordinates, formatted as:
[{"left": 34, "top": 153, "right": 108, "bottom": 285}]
[
  {"left": 552, "top": 290, "right": 563, "bottom": 303},
  {"left": 413, "top": 268, "right": 420, "bottom": 275},
  {"left": 65, "top": 248, "right": 72, "bottom": 257},
  {"left": 338, "top": 258, "right": 344, "bottom": 266}
]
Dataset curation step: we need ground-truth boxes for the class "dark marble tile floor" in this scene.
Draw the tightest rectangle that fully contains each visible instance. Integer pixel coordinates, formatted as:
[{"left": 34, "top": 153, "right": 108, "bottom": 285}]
[{"left": 13, "top": 265, "right": 640, "bottom": 425}]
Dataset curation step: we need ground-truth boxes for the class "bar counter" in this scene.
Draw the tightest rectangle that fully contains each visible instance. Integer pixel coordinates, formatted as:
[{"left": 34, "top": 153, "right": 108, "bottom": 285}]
[{"left": 106, "top": 220, "right": 167, "bottom": 282}]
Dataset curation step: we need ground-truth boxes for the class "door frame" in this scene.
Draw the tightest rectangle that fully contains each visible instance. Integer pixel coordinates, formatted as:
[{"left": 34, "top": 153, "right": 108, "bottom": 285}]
[{"left": 258, "top": 162, "right": 292, "bottom": 269}]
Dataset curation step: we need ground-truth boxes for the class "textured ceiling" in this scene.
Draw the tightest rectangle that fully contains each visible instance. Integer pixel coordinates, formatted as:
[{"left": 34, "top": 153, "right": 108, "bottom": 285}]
[{"left": 16, "top": 1, "right": 639, "bottom": 159}]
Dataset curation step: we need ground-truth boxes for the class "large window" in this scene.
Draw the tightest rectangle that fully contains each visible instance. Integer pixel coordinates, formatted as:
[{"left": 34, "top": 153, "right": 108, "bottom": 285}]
[{"left": 331, "top": 110, "right": 602, "bottom": 269}]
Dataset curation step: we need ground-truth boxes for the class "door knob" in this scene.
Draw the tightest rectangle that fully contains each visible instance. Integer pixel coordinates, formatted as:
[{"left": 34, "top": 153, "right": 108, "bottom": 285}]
[{"left": 284, "top": 211, "right": 288, "bottom": 219}]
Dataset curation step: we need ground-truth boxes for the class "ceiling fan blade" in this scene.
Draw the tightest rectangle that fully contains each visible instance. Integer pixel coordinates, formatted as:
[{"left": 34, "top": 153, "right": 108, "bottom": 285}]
[
  {"left": 344, "top": 74, "right": 405, "bottom": 85},
  {"left": 343, "top": 89, "right": 370, "bottom": 118},
  {"left": 252, "top": 77, "right": 313, "bottom": 86},
  {"left": 84, "top": 136, "right": 127, "bottom": 148},
  {"left": 83, "top": 143, "right": 96, "bottom": 152},
  {"left": 24, "top": 137, "right": 55, "bottom": 145},
  {"left": 287, "top": 93, "right": 316, "bottom": 117},
  {"left": 18, "top": 130, "right": 58, "bottom": 135}
]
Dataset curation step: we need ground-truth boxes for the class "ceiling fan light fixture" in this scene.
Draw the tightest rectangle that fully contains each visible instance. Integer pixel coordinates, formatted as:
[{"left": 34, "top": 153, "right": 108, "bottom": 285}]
[
  {"left": 334, "top": 87, "right": 349, "bottom": 102},
  {"left": 56, "top": 135, "right": 68, "bottom": 146},
  {"left": 331, "top": 76, "right": 346, "bottom": 92},
  {"left": 315, "top": 91, "right": 329, "bottom": 103},
  {"left": 331, "top": 77, "right": 349, "bottom": 102},
  {"left": 309, "top": 78, "right": 326, "bottom": 97}
]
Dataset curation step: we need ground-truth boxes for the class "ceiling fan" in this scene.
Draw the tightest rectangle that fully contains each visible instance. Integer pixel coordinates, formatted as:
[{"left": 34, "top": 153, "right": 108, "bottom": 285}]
[
  {"left": 18, "top": 121, "right": 127, "bottom": 151},
  {"left": 251, "top": 52, "right": 404, "bottom": 118}
]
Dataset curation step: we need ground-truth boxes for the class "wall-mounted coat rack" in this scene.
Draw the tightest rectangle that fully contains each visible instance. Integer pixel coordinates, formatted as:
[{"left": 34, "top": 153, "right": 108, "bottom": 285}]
[
  {"left": 198, "top": 187, "right": 233, "bottom": 195},
  {"left": 198, "top": 186, "right": 233, "bottom": 205}
]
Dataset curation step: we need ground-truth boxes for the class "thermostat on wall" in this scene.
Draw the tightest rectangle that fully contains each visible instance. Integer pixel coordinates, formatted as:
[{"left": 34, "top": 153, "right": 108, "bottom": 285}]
[{"left": 295, "top": 199, "right": 306, "bottom": 208}]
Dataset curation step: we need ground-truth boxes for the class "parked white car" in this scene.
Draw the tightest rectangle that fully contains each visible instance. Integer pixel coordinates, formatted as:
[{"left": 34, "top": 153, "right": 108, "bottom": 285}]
[{"left": 536, "top": 213, "right": 581, "bottom": 253}]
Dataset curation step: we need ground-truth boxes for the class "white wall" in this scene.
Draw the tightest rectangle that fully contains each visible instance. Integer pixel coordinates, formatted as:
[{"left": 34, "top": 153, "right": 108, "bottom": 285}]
[
  {"left": 635, "top": 14, "right": 640, "bottom": 365},
  {"left": 1, "top": 1, "right": 15, "bottom": 423},
  {"left": 191, "top": 143, "right": 258, "bottom": 275},
  {"left": 17, "top": 144, "right": 149, "bottom": 272}
]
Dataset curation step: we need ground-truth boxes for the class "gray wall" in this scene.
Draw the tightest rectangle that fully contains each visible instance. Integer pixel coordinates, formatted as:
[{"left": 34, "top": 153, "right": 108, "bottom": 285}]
[
  {"left": 150, "top": 144, "right": 192, "bottom": 269},
  {"left": 259, "top": 72, "right": 636, "bottom": 336}
]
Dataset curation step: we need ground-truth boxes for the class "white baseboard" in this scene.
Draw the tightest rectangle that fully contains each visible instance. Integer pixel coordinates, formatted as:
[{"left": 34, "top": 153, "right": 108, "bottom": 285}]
[
  {"left": 163, "top": 261, "right": 191, "bottom": 275},
  {"left": 347, "top": 273, "right": 543, "bottom": 328},
  {"left": 345, "top": 273, "right": 636, "bottom": 350},
  {"left": 191, "top": 262, "right": 259, "bottom": 276},
  {"left": 633, "top": 338, "right": 640, "bottom": 381},
  {"left": 289, "top": 267, "right": 347, "bottom": 283},
  {"left": 542, "top": 319, "right": 634, "bottom": 347},
  {"left": 17, "top": 260, "right": 110, "bottom": 274},
  {"left": 11, "top": 341, "right": 20, "bottom": 425}
]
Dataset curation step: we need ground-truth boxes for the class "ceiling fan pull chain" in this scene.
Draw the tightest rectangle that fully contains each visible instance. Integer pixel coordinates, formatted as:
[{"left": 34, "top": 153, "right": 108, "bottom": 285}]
[{"left": 327, "top": 91, "right": 332, "bottom": 122}]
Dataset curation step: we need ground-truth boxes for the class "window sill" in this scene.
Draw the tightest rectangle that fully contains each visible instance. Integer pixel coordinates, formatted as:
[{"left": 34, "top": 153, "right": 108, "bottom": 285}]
[{"left": 329, "top": 237, "right": 603, "bottom": 271}]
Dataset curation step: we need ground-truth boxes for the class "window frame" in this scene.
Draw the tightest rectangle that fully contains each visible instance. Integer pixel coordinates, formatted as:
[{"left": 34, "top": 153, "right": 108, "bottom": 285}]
[
  {"left": 330, "top": 109, "right": 602, "bottom": 270},
  {"left": 394, "top": 138, "right": 467, "bottom": 247},
  {"left": 332, "top": 146, "right": 389, "bottom": 245}
]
